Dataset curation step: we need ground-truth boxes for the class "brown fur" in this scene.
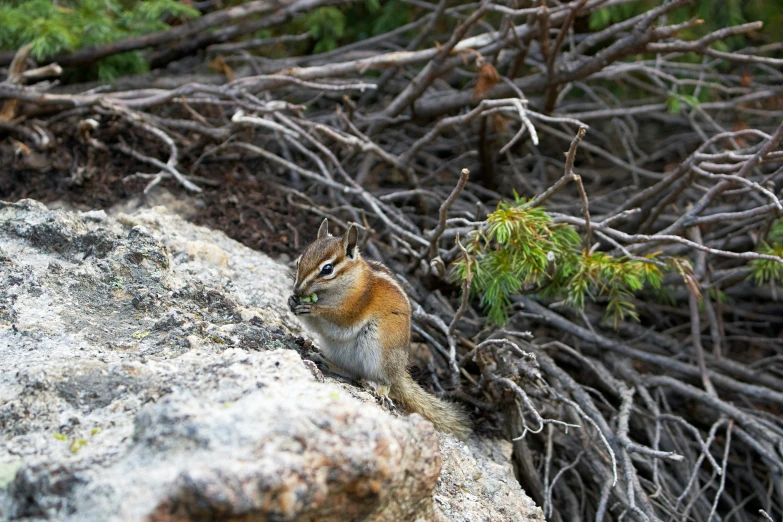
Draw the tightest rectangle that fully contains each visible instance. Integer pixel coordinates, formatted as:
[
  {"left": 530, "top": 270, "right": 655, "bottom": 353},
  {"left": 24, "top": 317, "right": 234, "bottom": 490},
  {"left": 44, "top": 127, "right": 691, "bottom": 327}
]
[
  {"left": 390, "top": 373, "right": 472, "bottom": 439},
  {"left": 291, "top": 219, "right": 471, "bottom": 437}
]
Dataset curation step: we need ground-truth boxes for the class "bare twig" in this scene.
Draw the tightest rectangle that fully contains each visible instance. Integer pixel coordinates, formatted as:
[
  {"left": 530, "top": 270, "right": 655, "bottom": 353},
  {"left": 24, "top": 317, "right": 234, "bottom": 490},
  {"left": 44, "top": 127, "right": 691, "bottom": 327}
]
[{"left": 428, "top": 168, "right": 470, "bottom": 262}]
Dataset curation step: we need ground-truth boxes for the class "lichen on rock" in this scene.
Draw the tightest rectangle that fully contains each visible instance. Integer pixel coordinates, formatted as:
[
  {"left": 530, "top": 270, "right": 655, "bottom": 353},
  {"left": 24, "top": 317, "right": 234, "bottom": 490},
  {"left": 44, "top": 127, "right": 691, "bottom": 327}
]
[{"left": 0, "top": 199, "right": 543, "bottom": 521}]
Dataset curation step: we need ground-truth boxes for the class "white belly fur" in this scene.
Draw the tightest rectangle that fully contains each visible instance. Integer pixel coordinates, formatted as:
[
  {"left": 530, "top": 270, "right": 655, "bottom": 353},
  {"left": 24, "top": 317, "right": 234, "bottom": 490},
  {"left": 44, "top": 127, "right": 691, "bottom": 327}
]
[{"left": 299, "top": 315, "right": 387, "bottom": 383}]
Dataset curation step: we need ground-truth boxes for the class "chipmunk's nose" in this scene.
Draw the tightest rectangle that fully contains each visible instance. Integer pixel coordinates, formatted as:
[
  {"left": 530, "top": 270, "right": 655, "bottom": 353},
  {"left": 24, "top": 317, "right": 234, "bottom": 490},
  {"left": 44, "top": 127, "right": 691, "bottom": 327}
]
[{"left": 293, "top": 285, "right": 303, "bottom": 297}]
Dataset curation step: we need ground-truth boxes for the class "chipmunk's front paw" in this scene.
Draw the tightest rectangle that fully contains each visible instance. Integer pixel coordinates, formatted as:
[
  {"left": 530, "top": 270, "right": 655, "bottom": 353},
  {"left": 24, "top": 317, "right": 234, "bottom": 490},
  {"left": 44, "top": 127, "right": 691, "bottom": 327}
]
[
  {"left": 292, "top": 303, "right": 313, "bottom": 315},
  {"left": 288, "top": 295, "right": 312, "bottom": 315}
]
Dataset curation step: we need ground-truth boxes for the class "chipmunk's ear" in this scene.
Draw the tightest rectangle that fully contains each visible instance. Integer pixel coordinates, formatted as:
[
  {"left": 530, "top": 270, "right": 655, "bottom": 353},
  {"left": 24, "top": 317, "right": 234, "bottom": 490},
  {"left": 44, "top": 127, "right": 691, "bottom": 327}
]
[
  {"left": 343, "top": 224, "right": 359, "bottom": 259},
  {"left": 317, "top": 218, "right": 329, "bottom": 239}
]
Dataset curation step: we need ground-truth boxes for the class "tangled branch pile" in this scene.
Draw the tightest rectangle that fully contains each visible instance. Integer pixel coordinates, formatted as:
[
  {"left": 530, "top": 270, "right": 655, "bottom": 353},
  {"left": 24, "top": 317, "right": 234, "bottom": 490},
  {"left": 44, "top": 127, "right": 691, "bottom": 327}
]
[{"left": 2, "top": 0, "right": 783, "bottom": 520}]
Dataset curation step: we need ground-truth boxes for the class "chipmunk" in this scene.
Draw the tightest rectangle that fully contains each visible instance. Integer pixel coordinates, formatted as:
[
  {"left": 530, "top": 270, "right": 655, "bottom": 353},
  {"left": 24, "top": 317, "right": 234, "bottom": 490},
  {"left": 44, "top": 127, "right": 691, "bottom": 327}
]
[{"left": 288, "top": 219, "right": 470, "bottom": 438}]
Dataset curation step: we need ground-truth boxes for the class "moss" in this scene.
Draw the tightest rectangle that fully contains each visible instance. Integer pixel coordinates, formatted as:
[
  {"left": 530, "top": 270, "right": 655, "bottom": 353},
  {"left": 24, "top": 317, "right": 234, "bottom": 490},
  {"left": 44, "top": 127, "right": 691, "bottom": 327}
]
[
  {"left": 69, "top": 438, "right": 87, "bottom": 454},
  {"left": 132, "top": 330, "right": 150, "bottom": 340}
]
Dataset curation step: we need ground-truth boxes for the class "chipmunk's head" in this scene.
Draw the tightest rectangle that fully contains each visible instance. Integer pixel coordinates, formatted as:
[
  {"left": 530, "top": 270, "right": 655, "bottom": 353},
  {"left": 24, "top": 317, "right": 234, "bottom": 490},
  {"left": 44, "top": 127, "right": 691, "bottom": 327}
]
[{"left": 292, "top": 219, "right": 362, "bottom": 303}]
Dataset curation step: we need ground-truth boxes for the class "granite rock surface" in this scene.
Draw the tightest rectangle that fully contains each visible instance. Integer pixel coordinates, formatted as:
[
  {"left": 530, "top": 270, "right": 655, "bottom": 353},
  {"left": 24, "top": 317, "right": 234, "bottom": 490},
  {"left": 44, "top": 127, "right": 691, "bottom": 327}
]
[{"left": 0, "top": 199, "right": 543, "bottom": 522}]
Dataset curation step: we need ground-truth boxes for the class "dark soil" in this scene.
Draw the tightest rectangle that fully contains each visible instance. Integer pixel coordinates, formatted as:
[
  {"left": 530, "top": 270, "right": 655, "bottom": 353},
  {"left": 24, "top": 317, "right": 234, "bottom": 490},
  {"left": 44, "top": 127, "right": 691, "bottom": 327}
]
[{"left": 0, "top": 136, "right": 322, "bottom": 260}]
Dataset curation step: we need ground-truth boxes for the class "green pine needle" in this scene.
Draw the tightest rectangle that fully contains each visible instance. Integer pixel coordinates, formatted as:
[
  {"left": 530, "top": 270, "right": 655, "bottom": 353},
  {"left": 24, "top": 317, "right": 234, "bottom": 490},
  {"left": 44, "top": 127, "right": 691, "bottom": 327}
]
[
  {"left": 453, "top": 200, "right": 674, "bottom": 327},
  {"left": 0, "top": 0, "right": 199, "bottom": 80}
]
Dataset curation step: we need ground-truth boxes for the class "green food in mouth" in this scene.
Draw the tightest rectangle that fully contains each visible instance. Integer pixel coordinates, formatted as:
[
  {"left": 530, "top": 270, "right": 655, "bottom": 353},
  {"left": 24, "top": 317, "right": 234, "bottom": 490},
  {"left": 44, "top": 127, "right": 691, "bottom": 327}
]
[{"left": 299, "top": 293, "right": 318, "bottom": 303}]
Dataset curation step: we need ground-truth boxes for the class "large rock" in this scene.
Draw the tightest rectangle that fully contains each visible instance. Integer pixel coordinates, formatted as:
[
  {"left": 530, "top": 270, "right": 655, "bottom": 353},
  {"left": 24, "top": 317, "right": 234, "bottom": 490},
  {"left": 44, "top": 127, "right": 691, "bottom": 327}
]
[{"left": 0, "top": 199, "right": 543, "bottom": 522}]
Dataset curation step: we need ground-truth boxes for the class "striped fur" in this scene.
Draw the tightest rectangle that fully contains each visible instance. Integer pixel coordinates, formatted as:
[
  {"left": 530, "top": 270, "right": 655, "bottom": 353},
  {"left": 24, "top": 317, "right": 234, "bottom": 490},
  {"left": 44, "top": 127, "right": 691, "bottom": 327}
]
[{"left": 291, "top": 219, "right": 471, "bottom": 437}]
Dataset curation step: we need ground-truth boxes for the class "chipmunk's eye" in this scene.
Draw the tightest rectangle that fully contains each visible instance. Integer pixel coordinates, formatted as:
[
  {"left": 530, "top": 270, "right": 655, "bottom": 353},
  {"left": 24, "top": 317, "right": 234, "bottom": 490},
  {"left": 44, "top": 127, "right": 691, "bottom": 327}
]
[{"left": 320, "top": 264, "right": 333, "bottom": 276}]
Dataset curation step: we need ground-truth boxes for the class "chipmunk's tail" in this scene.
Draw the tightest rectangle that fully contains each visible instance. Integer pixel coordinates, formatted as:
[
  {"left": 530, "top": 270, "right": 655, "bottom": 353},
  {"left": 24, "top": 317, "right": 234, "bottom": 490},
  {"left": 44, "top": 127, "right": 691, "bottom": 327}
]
[{"left": 390, "top": 373, "right": 471, "bottom": 438}]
